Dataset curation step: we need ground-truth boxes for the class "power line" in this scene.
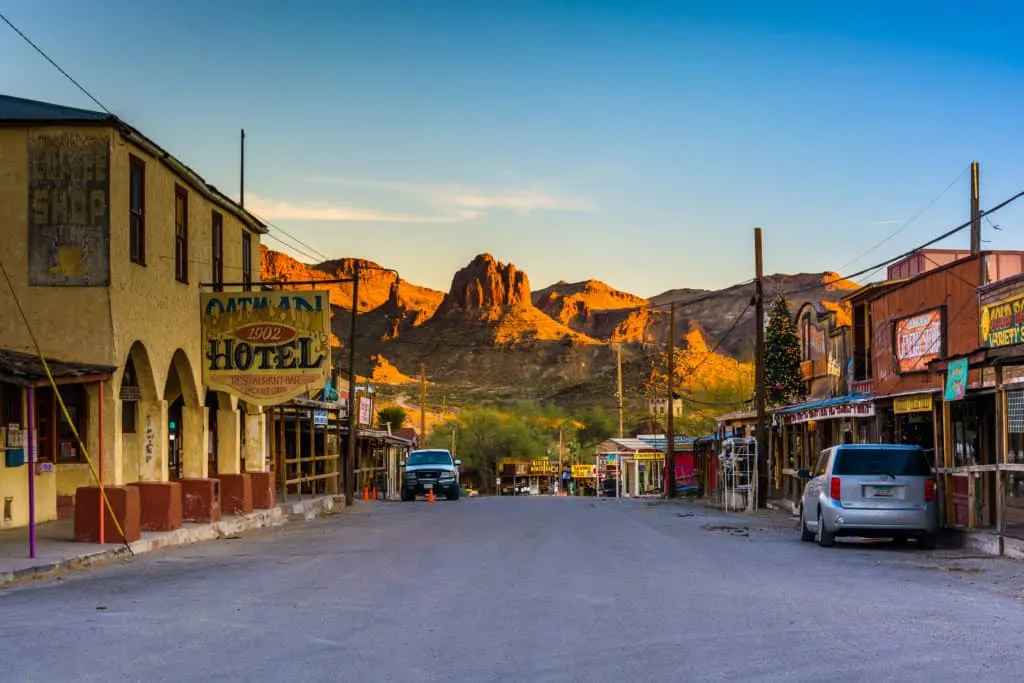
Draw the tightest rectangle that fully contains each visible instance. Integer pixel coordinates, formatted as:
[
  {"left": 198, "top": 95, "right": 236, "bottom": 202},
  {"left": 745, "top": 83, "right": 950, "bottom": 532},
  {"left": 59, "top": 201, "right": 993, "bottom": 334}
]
[
  {"left": 0, "top": 11, "right": 112, "bottom": 115},
  {"left": 836, "top": 165, "right": 970, "bottom": 273}
]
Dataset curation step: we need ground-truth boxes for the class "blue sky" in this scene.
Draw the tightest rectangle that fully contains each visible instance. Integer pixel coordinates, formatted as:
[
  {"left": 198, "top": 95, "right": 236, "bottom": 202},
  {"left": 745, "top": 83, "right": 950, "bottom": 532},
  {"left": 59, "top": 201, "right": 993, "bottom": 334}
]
[{"left": 3, "top": 0, "right": 1024, "bottom": 296}]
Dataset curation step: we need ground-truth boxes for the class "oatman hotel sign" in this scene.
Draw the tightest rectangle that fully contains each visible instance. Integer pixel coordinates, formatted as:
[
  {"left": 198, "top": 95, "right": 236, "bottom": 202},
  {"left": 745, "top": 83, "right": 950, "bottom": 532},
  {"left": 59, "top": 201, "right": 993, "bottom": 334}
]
[{"left": 200, "top": 291, "right": 332, "bottom": 406}]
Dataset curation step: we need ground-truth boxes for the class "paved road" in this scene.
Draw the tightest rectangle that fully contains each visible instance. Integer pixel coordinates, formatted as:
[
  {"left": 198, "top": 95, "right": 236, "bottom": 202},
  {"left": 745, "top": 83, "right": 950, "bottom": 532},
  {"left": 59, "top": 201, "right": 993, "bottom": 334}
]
[{"left": 3, "top": 497, "right": 1024, "bottom": 682}]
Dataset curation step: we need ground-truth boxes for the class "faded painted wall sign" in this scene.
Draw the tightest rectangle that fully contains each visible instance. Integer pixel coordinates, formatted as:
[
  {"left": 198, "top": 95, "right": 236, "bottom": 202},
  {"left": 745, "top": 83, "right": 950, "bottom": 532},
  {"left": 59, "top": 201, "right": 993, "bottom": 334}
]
[
  {"left": 894, "top": 308, "right": 943, "bottom": 374},
  {"left": 28, "top": 132, "right": 111, "bottom": 286},
  {"left": 200, "top": 290, "right": 332, "bottom": 406}
]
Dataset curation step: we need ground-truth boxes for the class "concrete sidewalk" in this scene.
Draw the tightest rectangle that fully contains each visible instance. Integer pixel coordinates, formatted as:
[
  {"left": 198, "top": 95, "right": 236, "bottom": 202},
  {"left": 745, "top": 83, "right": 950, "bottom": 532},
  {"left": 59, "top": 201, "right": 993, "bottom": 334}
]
[{"left": 0, "top": 495, "right": 353, "bottom": 588}]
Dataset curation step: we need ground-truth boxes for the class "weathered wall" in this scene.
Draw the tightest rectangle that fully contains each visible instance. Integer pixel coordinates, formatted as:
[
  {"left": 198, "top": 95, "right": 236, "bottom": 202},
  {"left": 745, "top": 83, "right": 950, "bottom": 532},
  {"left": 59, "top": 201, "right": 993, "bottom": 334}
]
[
  {"left": 0, "top": 126, "right": 114, "bottom": 364},
  {"left": 1, "top": 121, "right": 263, "bottom": 503},
  {"left": 871, "top": 256, "right": 984, "bottom": 396}
]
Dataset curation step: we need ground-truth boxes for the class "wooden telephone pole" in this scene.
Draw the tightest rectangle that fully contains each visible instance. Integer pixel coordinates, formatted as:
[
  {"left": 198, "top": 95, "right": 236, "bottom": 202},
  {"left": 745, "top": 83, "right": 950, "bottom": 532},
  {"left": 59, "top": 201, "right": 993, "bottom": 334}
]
[
  {"left": 665, "top": 302, "right": 676, "bottom": 498},
  {"left": 344, "top": 261, "right": 360, "bottom": 506},
  {"left": 419, "top": 363, "right": 427, "bottom": 446},
  {"left": 616, "top": 343, "right": 624, "bottom": 438},
  {"left": 754, "top": 228, "right": 768, "bottom": 508},
  {"left": 970, "top": 160, "right": 981, "bottom": 255}
]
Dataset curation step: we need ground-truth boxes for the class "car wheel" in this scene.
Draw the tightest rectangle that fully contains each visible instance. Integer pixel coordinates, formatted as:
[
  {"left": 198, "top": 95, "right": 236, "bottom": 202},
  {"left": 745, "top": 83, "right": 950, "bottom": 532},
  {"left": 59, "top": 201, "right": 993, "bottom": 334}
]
[
  {"left": 446, "top": 487, "right": 460, "bottom": 502},
  {"left": 816, "top": 510, "right": 836, "bottom": 547},
  {"left": 918, "top": 532, "right": 937, "bottom": 550},
  {"left": 799, "top": 507, "right": 814, "bottom": 542},
  {"left": 400, "top": 489, "right": 414, "bottom": 502}
]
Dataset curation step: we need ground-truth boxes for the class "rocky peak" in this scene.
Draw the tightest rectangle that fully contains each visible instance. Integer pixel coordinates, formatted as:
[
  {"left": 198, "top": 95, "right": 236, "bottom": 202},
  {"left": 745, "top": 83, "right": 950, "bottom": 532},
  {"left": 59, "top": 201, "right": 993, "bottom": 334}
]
[{"left": 435, "top": 254, "right": 532, "bottom": 316}]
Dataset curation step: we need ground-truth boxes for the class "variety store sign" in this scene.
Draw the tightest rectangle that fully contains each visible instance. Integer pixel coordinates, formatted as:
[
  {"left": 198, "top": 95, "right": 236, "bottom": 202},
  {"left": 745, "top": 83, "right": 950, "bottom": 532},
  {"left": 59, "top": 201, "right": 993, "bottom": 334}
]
[{"left": 981, "top": 294, "right": 1024, "bottom": 349}]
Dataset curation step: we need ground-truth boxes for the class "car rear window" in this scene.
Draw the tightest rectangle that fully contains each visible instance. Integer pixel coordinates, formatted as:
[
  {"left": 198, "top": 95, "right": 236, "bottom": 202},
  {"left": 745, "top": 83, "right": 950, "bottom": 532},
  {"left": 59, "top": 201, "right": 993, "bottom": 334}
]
[{"left": 833, "top": 448, "right": 931, "bottom": 476}]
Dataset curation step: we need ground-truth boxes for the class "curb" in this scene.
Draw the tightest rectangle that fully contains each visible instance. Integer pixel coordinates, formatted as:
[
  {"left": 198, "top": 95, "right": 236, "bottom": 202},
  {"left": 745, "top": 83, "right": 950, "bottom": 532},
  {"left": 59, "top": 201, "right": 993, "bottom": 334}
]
[{"left": 0, "top": 494, "right": 349, "bottom": 588}]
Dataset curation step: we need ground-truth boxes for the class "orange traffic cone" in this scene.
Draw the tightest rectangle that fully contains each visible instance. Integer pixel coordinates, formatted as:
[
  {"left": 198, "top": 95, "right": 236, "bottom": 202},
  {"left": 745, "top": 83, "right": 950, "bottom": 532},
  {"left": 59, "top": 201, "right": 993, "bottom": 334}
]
[
  {"left": 428, "top": 488, "right": 435, "bottom": 504},
  {"left": 371, "top": 486, "right": 377, "bottom": 501},
  {"left": 362, "top": 486, "right": 368, "bottom": 501}
]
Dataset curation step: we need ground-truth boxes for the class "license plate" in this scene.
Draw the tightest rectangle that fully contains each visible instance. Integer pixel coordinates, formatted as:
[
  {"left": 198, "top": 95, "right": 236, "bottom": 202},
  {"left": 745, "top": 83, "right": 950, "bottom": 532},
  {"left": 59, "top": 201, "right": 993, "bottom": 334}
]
[
  {"left": 424, "top": 484, "right": 433, "bottom": 491},
  {"left": 869, "top": 486, "right": 893, "bottom": 497}
]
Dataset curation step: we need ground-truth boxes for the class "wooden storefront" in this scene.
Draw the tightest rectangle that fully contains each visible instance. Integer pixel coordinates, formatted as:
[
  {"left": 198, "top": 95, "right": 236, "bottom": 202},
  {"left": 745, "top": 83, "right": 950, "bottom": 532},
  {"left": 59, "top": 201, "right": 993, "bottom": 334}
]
[{"left": 268, "top": 398, "right": 342, "bottom": 501}]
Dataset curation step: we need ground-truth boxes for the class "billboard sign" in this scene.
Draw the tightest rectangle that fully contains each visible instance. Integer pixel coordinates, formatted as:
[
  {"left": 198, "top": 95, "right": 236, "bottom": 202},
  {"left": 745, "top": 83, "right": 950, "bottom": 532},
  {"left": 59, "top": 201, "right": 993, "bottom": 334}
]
[
  {"left": 894, "top": 308, "right": 943, "bottom": 374},
  {"left": 200, "top": 290, "right": 332, "bottom": 406}
]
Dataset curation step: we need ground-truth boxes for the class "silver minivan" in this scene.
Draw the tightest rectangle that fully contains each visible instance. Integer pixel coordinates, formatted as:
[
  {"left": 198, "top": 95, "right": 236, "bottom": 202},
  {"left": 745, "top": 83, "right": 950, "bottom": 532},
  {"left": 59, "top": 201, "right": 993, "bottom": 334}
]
[{"left": 798, "top": 444, "right": 939, "bottom": 549}]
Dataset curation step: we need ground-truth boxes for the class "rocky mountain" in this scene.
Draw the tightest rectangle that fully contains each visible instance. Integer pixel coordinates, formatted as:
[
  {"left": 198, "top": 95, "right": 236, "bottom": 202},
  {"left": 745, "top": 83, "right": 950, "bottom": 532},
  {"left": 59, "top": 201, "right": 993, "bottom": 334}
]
[
  {"left": 532, "top": 280, "right": 655, "bottom": 343},
  {"left": 260, "top": 248, "right": 858, "bottom": 408}
]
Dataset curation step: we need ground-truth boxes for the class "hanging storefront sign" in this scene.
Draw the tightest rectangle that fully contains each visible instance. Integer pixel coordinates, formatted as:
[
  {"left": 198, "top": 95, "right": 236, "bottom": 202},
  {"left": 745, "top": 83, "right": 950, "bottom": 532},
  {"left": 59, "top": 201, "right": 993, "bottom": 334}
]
[
  {"left": 945, "top": 358, "right": 968, "bottom": 401},
  {"left": 786, "top": 402, "right": 874, "bottom": 425},
  {"left": 571, "top": 464, "right": 596, "bottom": 479},
  {"left": 200, "top": 290, "right": 332, "bottom": 406},
  {"left": 894, "top": 308, "right": 944, "bottom": 374},
  {"left": 980, "top": 294, "right": 1024, "bottom": 348},
  {"left": 358, "top": 396, "right": 372, "bottom": 426},
  {"left": 893, "top": 394, "right": 934, "bottom": 414}
]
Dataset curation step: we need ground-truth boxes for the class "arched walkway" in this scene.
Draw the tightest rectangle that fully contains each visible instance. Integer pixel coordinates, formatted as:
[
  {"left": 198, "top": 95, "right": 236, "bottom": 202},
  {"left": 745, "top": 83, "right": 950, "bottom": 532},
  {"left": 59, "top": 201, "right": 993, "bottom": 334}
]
[
  {"left": 164, "top": 349, "right": 204, "bottom": 480},
  {"left": 120, "top": 341, "right": 162, "bottom": 483}
]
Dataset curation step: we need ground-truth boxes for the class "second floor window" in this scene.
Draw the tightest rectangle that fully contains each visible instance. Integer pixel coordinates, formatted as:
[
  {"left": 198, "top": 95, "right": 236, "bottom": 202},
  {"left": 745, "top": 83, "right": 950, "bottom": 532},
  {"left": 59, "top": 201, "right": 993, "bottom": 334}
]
[
  {"left": 242, "top": 232, "right": 252, "bottom": 291},
  {"left": 129, "top": 156, "right": 146, "bottom": 265},
  {"left": 175, "top": 187, "right": 189, "bottom": 283},
  {"left": 211, "top": 211, "right": 224, "bottom": 290}
]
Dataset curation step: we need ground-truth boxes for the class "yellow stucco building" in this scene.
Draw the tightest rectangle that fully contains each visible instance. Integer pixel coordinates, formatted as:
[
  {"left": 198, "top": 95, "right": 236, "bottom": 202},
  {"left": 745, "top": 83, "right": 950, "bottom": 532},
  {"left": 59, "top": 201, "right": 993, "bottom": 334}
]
[{"left": 0, "top": 94, "right": 269, "bottom": 535}]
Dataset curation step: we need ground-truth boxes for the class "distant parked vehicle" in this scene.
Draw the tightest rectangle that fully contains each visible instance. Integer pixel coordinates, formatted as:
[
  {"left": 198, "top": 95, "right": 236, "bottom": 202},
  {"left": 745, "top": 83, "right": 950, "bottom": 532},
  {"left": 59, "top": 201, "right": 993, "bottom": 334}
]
[
  {"left": 797, "top": 444, "right": 939, "bottom": 549},
  {"left": 401, "top": 449, "right": 461, "bottom": 501}
]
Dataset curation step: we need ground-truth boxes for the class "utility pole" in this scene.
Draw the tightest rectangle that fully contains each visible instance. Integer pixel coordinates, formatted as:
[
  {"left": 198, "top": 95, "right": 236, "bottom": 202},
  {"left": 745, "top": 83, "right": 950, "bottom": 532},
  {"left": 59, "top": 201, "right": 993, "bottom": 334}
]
[
  {"left": 754, "top": 228, "right": 768, "bottom": 508},
  {"left": 451, "top": 425, "right": 457, "bottom": 458},
  {"left": 420, "top": 362, "right": 427, "bottom": 446},
  {"left": 344, "top": 260, "right": 360, "bottom": 506},
  {"left": 239, "top": 129, "right": 245, "bottom": 208},
  {"left": 615, "top": 343, "right": 624, "bottom": 438},
  {"left": 665, "top": 302, "right": 676, "bottom": 498},
  {"left": 970, "top": 160, "right": 981, "bottom": 255}
]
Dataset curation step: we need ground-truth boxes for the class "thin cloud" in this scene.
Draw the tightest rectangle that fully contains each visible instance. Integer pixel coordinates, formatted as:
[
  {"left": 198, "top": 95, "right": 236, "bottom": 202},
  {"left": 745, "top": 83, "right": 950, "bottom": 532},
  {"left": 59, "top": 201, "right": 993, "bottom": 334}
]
[
  {"left": 242, "top": 193, "right": 477, "bottom": 223},
  {"left": 309, "top": 177, "right": 597, "bottom": 215}
]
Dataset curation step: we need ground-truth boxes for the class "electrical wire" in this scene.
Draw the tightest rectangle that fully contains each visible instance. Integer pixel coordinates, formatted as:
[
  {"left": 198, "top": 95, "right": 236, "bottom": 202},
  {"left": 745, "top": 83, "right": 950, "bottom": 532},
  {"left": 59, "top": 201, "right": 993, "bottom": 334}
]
[{"left": 0, "top": 11, "right": 112, "bottom": 115}]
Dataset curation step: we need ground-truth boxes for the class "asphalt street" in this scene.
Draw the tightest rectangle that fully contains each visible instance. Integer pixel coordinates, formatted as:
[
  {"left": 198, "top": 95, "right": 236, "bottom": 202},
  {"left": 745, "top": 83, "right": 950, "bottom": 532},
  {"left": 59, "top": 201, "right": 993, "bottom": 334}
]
[{"left": 3, "top": 496, "right": 1024, "bottom": 682}]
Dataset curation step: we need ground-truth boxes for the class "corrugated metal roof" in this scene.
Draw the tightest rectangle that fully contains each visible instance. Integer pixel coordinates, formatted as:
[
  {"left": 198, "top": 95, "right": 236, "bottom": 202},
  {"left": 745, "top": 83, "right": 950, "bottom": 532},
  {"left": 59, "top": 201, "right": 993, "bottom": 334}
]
[
  {"left": 0, "top": 348, "right": 116, "bottom": 387},
  {"left": 0, "top": 94, "right": 111, "bottom": 122},
  {"left": 598, "top": 438, "right": 661, "bottom": 453}
]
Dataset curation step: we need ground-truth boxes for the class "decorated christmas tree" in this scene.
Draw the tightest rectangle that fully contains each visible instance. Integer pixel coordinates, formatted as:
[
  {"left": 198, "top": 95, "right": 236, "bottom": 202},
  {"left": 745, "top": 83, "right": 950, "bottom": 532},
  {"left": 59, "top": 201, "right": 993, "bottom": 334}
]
[{"left": 764, "top": 294, "right": 805, "bottom": 405}]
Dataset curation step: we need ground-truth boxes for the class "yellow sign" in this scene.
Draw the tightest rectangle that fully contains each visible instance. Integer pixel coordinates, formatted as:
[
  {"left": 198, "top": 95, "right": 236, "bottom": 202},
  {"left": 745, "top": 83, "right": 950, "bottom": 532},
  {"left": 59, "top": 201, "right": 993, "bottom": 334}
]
[
  {"left": 200, "top": 290, "right": 332, "bottom": 406},
  {"left": 634, "top": 452, "right": 664, "bottom": 461},
  {"left": 572, "top": 464, "right": 596, "bottom": 479},
  {"left": 981, "top": 294, "right": 1024, "bottom": 348},
  {"left": 893, "top": 394, "right": 933, "bottom": 414}
]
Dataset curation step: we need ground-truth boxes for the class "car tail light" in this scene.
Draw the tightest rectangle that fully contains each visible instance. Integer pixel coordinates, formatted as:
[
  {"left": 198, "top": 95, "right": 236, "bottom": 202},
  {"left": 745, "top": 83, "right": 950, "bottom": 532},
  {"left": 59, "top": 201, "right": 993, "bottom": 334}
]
[
  {"left": 925, "top": 479, "right": 935, "bottom": 502},
  {"left": 829, "top": 477, "right": 841, "bottom": 500}
]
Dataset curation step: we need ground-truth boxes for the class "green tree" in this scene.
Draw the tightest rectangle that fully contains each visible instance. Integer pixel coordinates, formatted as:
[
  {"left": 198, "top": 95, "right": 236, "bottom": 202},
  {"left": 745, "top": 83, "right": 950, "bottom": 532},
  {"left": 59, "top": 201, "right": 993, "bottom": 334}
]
[
  {"left": 377, "top": 406, "right": 407, "bottom": 432},
  {"left": 765, "top": 294, "right": 805, "bottom": 405}
]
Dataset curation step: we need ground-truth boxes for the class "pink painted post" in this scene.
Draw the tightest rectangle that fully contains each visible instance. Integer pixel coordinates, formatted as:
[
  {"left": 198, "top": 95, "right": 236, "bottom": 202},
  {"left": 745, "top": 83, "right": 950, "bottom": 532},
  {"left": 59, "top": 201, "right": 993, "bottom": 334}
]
[
  {"left": 98, "top": 380, "right": 104, "bottom": 544},
  {"left": 26, "top": 386, "right": 36, "bottom": 559}
]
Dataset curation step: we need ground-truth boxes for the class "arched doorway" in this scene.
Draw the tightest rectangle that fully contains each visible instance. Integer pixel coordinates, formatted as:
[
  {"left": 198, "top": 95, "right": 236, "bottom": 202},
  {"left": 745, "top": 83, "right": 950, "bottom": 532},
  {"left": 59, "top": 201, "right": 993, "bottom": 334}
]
[
  {"left": 163, "top": 349, "right": 201, "bottom": 481},
  {"left": 120, "top": 341, "right": 159, "bottom": 483}
]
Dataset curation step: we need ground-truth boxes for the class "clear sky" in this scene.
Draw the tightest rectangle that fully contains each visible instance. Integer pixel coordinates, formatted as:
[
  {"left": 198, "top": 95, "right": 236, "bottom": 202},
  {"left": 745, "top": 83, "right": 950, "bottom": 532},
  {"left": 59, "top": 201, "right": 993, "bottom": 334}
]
[{"left": 3, "top": 0, "right": 1024, "bottom": 296}]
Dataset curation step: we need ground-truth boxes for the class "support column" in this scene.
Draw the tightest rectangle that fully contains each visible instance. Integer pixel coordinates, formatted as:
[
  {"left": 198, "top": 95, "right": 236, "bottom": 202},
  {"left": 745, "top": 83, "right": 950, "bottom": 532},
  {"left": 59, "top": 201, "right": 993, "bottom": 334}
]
[
  {"left": 138, "top": 399, "right": 168, "bottom": 482},
  {"left": 181, "top": 405, "right": 209, "bottom": 479},
  {"left": 216, "top": 408, "right": 241, "bottom": 475},
  {"left": 244, "top": 410, "right": 273, "bottom": 509}
]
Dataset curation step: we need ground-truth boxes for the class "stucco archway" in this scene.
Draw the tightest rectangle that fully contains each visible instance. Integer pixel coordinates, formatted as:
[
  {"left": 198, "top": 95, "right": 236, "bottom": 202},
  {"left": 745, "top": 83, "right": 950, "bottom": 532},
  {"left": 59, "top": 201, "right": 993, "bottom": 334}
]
[
  {"left": 164, "top": 349, "right": 204, "bottom": 479},
  {"left": 120, "top": 341, "right": 163, "bottom": 483}
]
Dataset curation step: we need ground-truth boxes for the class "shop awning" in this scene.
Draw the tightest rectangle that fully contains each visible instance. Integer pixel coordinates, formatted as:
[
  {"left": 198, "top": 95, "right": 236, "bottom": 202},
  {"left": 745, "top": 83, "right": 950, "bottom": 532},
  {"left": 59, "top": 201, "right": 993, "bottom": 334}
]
[
  {"left": 774, "top": 393, "right": 874, "bottom": 424},
  {"left": 0, "top": 348, "right": 115, "bottom": 388}
]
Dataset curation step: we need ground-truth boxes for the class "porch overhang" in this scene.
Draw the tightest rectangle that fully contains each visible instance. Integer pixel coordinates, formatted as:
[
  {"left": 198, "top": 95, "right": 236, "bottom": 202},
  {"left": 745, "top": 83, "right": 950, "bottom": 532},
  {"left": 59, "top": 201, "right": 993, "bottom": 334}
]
[{"left": 0, "top": 349, "right": 115, "bottom": 388}]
